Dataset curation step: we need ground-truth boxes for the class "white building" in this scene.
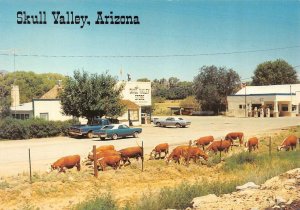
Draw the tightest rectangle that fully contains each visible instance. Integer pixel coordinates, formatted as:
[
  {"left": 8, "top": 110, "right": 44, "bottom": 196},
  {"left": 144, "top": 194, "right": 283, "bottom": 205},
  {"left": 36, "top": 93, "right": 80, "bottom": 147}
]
[
  {"left": 10, "top": 81, "right": 152, "bottom": 125},
  {"left": 120, "top": 81, "right": 152, "bottom": 125},
  {"left": 227, "top": 84, "right": 300, "bottom": 117}
]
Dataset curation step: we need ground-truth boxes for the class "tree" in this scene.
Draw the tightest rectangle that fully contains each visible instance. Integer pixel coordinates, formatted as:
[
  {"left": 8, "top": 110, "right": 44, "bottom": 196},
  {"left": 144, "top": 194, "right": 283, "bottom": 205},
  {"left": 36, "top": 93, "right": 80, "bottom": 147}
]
[
  {"left": 0, "top": 85, "right": 11, "bottom": 118},
  {"left": 0, "top": 71, "right": 66, "bottom": 103},
  {"left": 137, "top": 78, "right": 150, "bottom": 82},
  {"left": 252, "top": 59, "right": 298, "bottom": 85},
  {"left": 60, "top": 70, "right": 125, "bottom": 121},
  {"left": 193, "top": 66, "right": 240, "bottom": 113},
  {"left": 179, "top": 96, "right": 200, "bottom": 110}
]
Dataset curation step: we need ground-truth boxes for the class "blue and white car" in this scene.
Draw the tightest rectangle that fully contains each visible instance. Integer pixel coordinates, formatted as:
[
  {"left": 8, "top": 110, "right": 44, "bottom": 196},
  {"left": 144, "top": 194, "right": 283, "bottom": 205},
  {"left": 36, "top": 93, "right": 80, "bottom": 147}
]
[{"left": 94, "top": 124, "right": 142, "bottom": 140}]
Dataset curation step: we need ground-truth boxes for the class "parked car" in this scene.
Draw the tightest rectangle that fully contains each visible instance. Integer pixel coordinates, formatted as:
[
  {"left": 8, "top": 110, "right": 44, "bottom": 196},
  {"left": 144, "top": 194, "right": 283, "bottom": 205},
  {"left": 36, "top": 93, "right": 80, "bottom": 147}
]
[
  {"left": 94, "top": 124, "right": 142, "bottom": 140},
  {"left": 68, "top": 118, "right": 111, "bottom": 138},
  {"left": 154, "top": 117, "right": 191, "bottom": 128}
]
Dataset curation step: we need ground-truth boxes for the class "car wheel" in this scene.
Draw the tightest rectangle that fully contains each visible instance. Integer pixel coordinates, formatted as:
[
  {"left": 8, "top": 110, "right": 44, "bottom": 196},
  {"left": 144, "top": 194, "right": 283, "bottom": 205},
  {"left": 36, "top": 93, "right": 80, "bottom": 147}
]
[
  {"left": 133, "top": 132, "right": 139, "bottom": 138},
  {"left": 87, "top": 132, "right": 93, "bottom": 139},
  {"left": 175, "top": 123, "right": 181, "bottom": 128},
  {"left": 112, "top": 134, "right": 118, "bottom": 140},
  {"left": 100, "top": 137, "right": 106, "bottom": 140},
  {"left": 156, "top": 122, "right": 161, "bottom": 127},
  {"left": 182, "top": 125, "right": 186, "bottom": 128}
]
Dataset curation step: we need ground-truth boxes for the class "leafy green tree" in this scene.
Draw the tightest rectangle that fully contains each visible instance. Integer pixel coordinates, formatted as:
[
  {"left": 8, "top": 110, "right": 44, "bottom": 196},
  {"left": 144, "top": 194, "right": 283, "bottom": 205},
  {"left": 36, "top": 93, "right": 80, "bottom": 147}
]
[
  {"left": 194, "top": 66, "right": 240, "bottom": 113},
  {"left": 0, "top": 85, "right": 11, "bottom": 118},
  {"left": 179, "top": 96, "right": 200, "bottom": 110},
  {"left": 137, "top": 78, "right": 150, "bottom": 82},
  {"left": 252, "top": 59, "right": 298, "bottom": 85},
  {"left": 60, "top": 70, "right": 125, "bottom": 121},
  {"left": 0, "top": 71, "right": 66, "bottom": 103}
]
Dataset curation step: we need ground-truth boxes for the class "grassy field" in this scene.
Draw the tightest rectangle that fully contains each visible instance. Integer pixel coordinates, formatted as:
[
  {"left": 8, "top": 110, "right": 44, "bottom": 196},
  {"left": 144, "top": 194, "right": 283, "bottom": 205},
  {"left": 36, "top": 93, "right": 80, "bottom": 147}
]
[
  {"left": 152, "top": 100, "right": 182, "bottom": 116},
  {"left": 0, "top": 126, "right": 299, "bottom": 210}
]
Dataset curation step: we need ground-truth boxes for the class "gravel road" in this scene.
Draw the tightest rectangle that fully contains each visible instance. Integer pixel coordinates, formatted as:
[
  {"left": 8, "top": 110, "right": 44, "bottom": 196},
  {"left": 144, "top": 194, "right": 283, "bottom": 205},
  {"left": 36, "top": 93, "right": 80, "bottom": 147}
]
[{"left": 0, "top": 116, "right": 299, "bottom": 176}]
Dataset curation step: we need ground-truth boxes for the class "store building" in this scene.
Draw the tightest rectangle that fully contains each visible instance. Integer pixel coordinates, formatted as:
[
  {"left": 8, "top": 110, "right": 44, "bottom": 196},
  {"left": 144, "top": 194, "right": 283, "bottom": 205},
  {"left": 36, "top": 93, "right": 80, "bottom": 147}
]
[{"left": 227, "top": 84, "right": 300, "bottom": 117}]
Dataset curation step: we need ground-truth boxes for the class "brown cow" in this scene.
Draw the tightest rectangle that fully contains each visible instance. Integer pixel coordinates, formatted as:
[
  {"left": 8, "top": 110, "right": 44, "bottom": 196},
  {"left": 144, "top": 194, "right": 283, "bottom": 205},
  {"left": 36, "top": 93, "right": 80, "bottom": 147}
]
[
  {"left": 95, "top": 145, "right": 115, "bottom": 152},
  {"left": 51, "top": 155, "right": 81, "bottom": 173},
  {"left": 149, "top": 143, "right": 169, "bottom": 160},
  {"left": 182, "top": 147, "right": 209, "bottom": 163},
  {"left": 225, "top": 132, "right": 244, "bottom": 146},
  {"left": 206, "top": 139, "right": 231, "bottom": 156},
  {"left": 88, "top": 150, "right": 121, "bottom": 161},
  {"left": 277, "top": 135, "right": 298, "bottom": 151},
  {"left": 194, "top": 136, "right": 214, "bottom": 150},
  {"left": 118, "top": 146, "right": 143, "bottom": 165},
  {"left": 244, "top": 137, "right": 259, "bottom": 152},
  {"left": 98, "top": 155, "right": 122, "bottom": 171},
  {"left": 166, "top": 145, "right": 189, "bottom": 164}
]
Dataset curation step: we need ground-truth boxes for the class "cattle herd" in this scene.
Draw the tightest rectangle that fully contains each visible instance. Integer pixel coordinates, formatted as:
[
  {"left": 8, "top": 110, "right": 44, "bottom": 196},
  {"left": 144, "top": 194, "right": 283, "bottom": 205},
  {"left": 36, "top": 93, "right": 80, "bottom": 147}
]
[{"left": 49, "top": 132, "right": 299, "bottom": 173}]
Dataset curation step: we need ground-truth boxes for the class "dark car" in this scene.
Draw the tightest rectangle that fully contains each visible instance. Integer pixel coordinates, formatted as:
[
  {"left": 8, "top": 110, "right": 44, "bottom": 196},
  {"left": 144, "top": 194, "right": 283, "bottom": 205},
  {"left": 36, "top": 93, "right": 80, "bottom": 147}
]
[{"left": 94, "top": 124, "right": 142, "bottom": 140}]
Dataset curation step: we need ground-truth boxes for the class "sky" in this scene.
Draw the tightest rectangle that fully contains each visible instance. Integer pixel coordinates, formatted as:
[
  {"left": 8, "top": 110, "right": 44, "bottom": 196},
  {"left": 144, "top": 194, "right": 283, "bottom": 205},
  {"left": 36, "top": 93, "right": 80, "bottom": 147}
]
[{"left": 0, "top": 0, "right": 299, "bottom": 82}]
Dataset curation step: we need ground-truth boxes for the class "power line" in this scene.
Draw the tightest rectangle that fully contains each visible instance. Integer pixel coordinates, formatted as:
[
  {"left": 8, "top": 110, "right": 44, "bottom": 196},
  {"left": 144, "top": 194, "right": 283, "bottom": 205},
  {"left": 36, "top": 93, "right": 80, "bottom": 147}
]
[{"left": 0, "top": 45, "right": 299, "bottom": 58}]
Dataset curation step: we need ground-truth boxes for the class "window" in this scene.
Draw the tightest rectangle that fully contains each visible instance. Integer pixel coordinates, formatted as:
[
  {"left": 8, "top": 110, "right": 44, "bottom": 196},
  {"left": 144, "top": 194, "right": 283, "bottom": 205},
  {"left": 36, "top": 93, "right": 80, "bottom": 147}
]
[
  {"left": 292, "top": 105, "right": 297, "bottom": 111},
  {"left": 239, "top": 105, "right": 245, "bottom": 109},
  {"left": 128, "top": 109, "right": 139, "bottom": 121},
  {"left": 281, "top": 104, "right": 288, "bottom": 112},
  {"left": 40, "top": 113, "right": 49, "bottom": 120}
]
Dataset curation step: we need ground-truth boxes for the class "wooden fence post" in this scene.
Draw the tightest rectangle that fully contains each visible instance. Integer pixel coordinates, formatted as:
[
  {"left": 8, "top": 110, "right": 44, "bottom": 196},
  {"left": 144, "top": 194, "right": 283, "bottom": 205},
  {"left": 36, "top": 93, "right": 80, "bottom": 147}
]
[
  {"left": 142, "top": 141, "right": 144, "bottom": 172},
  {"left": 93, "top": 145, "right": 98, "bottom": 178},
  {"left": 187, "top": 140, "right": 192, "bottom": 166},
  {"left": 28, "top": 148, "right": 32, "bottom": 183},
  {"left": 269, "top": 136, "right": 272, "bottom": 156}
]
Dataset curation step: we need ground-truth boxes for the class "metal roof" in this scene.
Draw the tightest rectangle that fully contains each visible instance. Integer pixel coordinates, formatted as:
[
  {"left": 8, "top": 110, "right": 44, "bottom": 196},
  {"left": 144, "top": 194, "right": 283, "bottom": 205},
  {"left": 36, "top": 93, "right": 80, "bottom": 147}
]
[{"left": 235, "top": 84, "right": 300, "bottom": 95}]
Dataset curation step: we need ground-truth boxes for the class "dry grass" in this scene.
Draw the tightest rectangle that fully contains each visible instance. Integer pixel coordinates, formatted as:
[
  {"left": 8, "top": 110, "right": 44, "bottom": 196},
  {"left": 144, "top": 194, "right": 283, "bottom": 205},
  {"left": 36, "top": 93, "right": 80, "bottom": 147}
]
[
  {"left": 0, "top": 126, "right": 299, "bottom": 210},
  {"left": 153, "top": 100, "right": 182, "bottom": 116}
]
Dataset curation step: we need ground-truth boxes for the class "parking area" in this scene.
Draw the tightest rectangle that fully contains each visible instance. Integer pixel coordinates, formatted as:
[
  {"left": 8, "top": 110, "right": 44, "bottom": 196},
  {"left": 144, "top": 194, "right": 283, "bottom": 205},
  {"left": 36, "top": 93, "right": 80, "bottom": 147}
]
[{"left": 0, "top": 116, "right": 299, "bottom": 176}]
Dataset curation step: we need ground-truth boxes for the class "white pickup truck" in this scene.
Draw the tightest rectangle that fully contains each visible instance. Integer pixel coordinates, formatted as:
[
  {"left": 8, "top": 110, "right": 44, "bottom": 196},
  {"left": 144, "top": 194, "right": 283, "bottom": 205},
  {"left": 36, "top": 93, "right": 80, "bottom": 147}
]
[{"left": 153, "top": 117, "right": 191, "bottom": 128}]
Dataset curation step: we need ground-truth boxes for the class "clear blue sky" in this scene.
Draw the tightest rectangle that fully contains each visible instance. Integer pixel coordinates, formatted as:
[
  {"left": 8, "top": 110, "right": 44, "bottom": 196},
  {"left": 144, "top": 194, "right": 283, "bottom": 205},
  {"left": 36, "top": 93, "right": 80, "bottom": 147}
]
[{"left": 0, "top": 0, "right": 299, "bottom": 81}]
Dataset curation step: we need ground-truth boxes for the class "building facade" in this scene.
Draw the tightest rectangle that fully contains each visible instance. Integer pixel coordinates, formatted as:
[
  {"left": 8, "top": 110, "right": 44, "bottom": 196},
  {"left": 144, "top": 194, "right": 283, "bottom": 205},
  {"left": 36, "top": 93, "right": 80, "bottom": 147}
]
[
  {"left": 10, "top": 81, "right": 152, "bottom": 125},
  {"left": 227, "top": 84, "right": 300, "bottom": 117}
]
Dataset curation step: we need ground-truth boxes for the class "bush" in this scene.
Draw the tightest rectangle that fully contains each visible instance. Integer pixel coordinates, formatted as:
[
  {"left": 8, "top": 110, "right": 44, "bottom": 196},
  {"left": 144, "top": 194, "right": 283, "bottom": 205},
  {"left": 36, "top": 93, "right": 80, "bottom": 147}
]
[
  {"left": 75, "top": 193, "right": 117, "bottom": 210},
  {"left": 0, "top": 118, "right": 29, "bottom": 139},
  {"left": 0, "top": 117, "right": 78, "bottom": 140}
]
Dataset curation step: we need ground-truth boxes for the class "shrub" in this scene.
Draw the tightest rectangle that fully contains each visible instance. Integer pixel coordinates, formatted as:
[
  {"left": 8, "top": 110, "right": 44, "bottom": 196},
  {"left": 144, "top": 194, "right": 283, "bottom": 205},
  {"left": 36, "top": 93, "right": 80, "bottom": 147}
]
[
  {"left": 74, "top": 193, "right": 117, "bottom": 210},
  {"left": 0, "top": 118, "right": 29, "bottom": 139},
  {"left": 0, "top": 117, "right": 79, "bottom": 140}
]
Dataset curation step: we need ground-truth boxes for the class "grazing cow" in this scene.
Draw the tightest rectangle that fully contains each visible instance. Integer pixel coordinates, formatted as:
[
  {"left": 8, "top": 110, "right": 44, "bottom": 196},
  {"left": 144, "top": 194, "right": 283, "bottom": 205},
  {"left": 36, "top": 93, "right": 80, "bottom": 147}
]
[
  {"left": 149, "top": 143, "right": 169, "bottom": 160},
  {"left": 51, "top": 155, "right": 81, "bottom": 173},
  {"left": 88, "top": 150, "right": 121, "bottom": 161},
  {"left": 98, "top": 155, "right": 122, "bottom": 171},
  {"left": 244, "top": 137, "right": 259, "bottom": 152},
  {"left": 166, "top": 145, "right": 189, "bottom": 164},
  {"left": 206, "top": 139, "right": 231, "bottom": 156},
  {"left": 95, "top": 145, "right": 115, "bottom": 152},
  {"left": 277, "top": 135, "right": 298, "bottom": 151},
  {"left": 194, "top": 136, "right": 214, "bottom": 150},
  {"left": 182, "top": 147, "right": 209, "bottom": 163},
  {"left": 118, "top": 146, "right": 143, "bottom": 165},
  {"left": 225, "top": 132, "right": 244, "bottom": 146}
]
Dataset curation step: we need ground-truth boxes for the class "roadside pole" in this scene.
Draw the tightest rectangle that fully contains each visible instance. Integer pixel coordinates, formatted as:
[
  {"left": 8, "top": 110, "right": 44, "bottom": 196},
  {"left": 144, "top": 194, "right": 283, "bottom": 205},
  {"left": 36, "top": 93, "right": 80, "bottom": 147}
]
[
  {"left": 142, "top": 141, "right": 144, "bottom": 172},
  {"left": 187, "top": 140, "right": 192, "bottom": 166},
  {"left": 269, "top": 137, "right": 272, "bottom": 157},
  {"left": 93, "top": 145, "right": 98, "bottom": 178},
  {"left": 28, "top": 148, "right": 32, "bottom": 183}
]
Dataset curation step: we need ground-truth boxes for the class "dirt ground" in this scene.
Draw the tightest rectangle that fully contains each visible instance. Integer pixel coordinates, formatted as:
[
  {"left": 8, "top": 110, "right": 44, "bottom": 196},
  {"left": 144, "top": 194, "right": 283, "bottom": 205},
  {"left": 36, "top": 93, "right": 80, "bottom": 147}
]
[
  {"left": 0, "top": 116, "right": 300, "bottom": 209},
  {"left": 1, "top": 116, "right": 299, "bottom": 176}
]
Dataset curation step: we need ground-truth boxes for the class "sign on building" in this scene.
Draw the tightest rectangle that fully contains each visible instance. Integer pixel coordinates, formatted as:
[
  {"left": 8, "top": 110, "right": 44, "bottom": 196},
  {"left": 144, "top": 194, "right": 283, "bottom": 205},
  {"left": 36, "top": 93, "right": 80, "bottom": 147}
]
[{"left": 122, "top": 82, "right": 151, "bottom": 106}]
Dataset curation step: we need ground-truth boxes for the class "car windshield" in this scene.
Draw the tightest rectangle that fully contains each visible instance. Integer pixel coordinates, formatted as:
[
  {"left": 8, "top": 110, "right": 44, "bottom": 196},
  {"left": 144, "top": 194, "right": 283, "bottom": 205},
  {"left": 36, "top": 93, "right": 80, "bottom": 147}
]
[
  {"left": 103, "top": 125, "right": 114, "bottom": 130},
  {"left": 178, "top": 118, "right": 183, "bottom": 120}
]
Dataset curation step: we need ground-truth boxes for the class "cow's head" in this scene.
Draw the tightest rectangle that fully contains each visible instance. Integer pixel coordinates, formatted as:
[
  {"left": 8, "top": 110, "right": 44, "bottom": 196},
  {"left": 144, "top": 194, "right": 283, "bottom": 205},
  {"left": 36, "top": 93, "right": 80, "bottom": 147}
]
[
  {"left": 277, "top": 146, "right": 283, "bottom": 152},
  {"left": 149, "top": 150, "right": 155, "bottom": 160}
]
